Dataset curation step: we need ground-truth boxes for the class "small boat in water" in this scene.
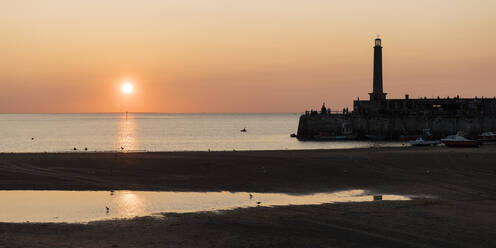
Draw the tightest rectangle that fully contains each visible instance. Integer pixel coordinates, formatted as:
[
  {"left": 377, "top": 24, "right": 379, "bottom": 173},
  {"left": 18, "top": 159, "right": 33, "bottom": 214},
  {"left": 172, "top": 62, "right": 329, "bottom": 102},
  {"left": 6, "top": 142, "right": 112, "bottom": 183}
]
[
  {"left": 409, "top": 137, "right": 440, "bottom": 147},
  {"left": 477, "top": 132, "right": 496, "bottom": 143},
  {"left": 441, "top": 133, "right": 480, "bottom": 147}
]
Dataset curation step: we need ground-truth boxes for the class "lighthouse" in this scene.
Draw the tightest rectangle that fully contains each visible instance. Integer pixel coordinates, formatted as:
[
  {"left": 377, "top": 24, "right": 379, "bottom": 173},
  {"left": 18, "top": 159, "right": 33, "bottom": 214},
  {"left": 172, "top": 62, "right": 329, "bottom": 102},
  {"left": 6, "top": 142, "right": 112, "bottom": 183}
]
[{"left": 369, "top": 38, "right": 387, "bottom": 101}]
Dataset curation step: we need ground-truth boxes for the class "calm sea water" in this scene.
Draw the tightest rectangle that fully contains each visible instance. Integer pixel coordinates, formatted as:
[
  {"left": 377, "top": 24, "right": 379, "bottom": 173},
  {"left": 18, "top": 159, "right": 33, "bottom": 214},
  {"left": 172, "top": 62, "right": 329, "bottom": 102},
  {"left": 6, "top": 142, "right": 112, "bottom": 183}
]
[{"left": 0, "top": 113, "right": 400, "bottom": 152}]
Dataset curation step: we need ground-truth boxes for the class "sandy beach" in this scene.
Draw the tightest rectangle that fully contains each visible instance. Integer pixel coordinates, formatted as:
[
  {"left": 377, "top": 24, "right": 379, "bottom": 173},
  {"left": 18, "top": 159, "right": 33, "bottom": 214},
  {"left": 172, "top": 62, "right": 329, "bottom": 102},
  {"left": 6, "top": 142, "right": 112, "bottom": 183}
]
[{"left": 1, "top": 147, "right": 496, "bottom": 247}]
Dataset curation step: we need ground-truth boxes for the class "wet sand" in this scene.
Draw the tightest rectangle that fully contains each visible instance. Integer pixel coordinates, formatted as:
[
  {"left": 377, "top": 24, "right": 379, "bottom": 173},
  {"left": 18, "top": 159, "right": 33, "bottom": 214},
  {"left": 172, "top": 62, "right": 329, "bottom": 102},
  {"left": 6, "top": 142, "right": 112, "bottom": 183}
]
[{"left": 1, "top": 147, "right": 496, "bottom": 247}]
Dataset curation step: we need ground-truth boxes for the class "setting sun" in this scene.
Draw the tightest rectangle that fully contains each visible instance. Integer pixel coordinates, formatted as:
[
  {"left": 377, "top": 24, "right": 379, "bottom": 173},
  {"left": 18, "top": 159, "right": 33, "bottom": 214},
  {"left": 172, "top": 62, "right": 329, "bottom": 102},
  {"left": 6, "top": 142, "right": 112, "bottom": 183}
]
[{"left": 121, "top": 83, "right": 134, "bottom": 95}]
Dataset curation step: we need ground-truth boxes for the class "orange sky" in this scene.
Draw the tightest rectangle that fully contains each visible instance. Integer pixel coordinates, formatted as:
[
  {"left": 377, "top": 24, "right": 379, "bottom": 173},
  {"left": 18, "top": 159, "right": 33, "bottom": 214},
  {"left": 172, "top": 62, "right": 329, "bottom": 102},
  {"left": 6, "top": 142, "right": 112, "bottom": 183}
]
[{"left": 0, "top": 0, "right": 494, "bottom": 113}]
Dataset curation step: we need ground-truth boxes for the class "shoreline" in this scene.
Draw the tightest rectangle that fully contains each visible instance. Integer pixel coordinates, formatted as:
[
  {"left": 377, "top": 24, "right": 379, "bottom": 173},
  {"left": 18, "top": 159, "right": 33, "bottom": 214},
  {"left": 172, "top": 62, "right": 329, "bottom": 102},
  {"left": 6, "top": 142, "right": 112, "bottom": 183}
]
[
  {"left": 0, "top": 143, "right": 407, "bottom": 155},
  {"left": 0, "top": 143, "right": 474, "bottom": 155}
]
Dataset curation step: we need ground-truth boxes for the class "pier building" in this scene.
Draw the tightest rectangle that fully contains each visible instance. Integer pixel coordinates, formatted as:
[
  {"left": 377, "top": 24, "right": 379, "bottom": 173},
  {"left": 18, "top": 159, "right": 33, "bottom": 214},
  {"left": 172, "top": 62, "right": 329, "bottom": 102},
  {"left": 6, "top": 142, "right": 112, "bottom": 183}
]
[{"left": 297, "top": 38, "right": 496, "bottom": 140}]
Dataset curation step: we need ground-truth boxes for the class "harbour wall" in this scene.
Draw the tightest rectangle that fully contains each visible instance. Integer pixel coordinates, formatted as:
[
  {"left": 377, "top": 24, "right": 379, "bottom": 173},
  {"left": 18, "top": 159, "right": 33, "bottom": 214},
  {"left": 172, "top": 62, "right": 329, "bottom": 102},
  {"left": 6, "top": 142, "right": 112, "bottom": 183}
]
[{"left": 297, "top": 114, "right": 496, "bottom": 140}]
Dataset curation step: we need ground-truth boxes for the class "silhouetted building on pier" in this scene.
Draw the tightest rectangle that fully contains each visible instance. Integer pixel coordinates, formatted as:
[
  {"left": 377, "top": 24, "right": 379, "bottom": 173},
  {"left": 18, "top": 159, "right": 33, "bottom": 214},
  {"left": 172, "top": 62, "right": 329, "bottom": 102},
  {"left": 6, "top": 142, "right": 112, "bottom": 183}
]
[{"left": 297, "top": 38, "right": 496, "bottom": 140}]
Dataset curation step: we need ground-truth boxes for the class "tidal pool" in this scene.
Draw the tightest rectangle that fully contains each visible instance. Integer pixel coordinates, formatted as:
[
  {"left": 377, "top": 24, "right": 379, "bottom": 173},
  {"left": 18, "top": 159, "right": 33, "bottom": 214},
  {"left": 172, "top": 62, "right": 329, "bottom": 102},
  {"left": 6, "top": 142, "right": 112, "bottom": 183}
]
[{"left": 0, "top": 190, "right": 411, "bottom": 223}]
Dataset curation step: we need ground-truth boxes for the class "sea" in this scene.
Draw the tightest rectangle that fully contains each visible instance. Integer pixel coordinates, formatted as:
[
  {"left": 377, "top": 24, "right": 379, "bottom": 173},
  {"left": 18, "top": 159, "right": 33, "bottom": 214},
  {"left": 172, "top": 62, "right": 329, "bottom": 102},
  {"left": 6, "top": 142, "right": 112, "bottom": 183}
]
[{"left": 0, "top": 113, "right": 401, "bottom": 153}]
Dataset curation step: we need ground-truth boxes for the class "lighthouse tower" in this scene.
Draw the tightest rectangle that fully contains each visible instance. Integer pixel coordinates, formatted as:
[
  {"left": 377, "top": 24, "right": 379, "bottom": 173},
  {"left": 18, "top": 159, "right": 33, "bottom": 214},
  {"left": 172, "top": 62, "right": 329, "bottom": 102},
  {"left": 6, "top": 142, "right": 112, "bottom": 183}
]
[{"left": 369, "top": 38, "right": 387, "bottom": 101}]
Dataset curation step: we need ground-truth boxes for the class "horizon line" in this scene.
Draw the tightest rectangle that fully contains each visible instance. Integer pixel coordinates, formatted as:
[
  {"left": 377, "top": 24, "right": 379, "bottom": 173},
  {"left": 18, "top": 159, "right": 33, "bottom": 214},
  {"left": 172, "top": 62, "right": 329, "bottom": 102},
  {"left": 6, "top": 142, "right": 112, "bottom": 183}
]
[{"left": 0, "top": 112, "right": 302, "bottom": 115}]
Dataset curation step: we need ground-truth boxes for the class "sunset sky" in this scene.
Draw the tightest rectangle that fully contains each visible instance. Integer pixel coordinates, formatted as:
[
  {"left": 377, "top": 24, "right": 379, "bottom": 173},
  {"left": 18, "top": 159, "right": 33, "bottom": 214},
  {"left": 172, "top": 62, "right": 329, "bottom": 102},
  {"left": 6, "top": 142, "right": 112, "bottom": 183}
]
[{"left": 1, "top": 0, "right": 494, "bottom": 113}]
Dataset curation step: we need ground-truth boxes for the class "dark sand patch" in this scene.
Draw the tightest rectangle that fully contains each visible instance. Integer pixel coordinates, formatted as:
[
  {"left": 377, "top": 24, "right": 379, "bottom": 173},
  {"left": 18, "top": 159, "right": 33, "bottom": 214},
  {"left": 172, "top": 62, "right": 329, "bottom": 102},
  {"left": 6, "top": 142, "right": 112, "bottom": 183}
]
[{"left": 1, "top": 147, "right": 496, "bottom": 247}]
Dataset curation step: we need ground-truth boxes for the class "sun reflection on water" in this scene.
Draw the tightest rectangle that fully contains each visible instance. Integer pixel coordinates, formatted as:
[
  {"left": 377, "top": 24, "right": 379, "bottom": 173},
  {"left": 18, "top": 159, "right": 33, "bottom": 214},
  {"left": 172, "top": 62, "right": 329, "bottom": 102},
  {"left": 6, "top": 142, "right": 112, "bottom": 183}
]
[
  {"left": 115, "top": 191, "right": 147, "bottom": 217},
  {"left": 118, "top": 113, "right": 136, "bottom": 151}
]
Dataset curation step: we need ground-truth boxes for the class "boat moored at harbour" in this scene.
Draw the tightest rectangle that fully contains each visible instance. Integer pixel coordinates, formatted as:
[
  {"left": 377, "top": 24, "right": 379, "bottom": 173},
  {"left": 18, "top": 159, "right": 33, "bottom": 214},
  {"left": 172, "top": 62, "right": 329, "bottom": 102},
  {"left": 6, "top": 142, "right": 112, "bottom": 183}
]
[
  {"left": 409, "top": 137, "right": 440, "bottom": 147},
  {"left": 477, "top": 132, "right": 496, "bottom": 143},
  {"left": 441, "top": 133, "right": 480, "bottom": 147}
]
